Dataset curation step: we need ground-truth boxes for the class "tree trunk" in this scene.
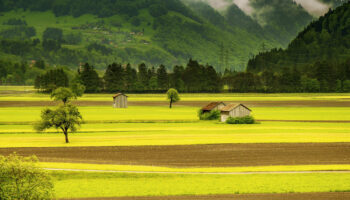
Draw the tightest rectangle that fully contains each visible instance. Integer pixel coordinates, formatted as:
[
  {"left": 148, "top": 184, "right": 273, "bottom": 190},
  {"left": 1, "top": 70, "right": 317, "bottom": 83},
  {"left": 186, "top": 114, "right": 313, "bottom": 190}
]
[
  {"left": 64, "top": 131, "right": 69, "bottom": 143},
  {"left": 169, "top": 98, "right": 173, "bottom": 108}
]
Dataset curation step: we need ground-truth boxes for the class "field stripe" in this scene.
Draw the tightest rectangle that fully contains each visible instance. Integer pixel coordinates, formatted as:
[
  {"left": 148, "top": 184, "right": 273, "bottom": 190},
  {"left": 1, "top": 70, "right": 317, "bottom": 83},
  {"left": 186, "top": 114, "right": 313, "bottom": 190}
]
[
  {"left": 2, "top": 119, "right": 350, "bottom": 125},
  {"left": 58, "top": 192, "right": 350, "bottom": 200},
  {"left": 258, "top": 119, "right": 350, "bottom": 123},
  {"left": 45, "top": 168, "right": 350, "bottom": 175}
]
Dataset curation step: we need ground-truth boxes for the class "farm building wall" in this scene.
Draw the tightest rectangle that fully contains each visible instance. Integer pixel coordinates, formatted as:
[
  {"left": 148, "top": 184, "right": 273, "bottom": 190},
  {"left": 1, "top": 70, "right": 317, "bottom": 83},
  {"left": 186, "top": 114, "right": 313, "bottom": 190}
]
[
  {"left": 221, "top": 111, "right": 230, "bottom": 122},
  {"left": 221, "top": 105, "right": 251, "bottom": 122},
  {"left": 231, "top": 105, "right": 251, "bottom": 117},
  {"left": 114, "top": 95, "right": 128, "bottom": 108},
  {"left": 216, "top": 103, "right": 226, "bottom": 111}
]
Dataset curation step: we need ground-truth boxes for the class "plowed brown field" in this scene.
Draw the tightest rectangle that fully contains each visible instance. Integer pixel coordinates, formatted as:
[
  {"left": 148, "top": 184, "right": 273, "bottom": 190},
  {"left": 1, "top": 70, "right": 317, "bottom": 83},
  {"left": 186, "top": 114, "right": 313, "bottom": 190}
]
[{"left": 1, "top": 143, "right": 349, "bottom": 167}]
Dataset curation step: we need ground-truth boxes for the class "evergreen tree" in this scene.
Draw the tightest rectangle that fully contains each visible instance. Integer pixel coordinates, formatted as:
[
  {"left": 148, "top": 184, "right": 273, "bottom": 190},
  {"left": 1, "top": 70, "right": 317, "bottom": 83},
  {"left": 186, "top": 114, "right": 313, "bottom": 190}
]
[
  {"left": 79, "top": 63, "right": 101, "bottom": 93},
  {"left": 34, "top": 68, "right": 68, "bottom": 92},
  {"left": 204, "top": 65, "right": 221, "bottom": 92},
  {"left": 124, "top": 63, "right": 137, "bottom": 91},
  {"left": 138, "top": 63, "right": 149, "bottom": 90},
  {"left": 183, "top": 59, "right": 202, "bottom": 92},
  {"left": 104, "top": 63, "right": 125, "bottom": 92},
  {"left": 170, "top": 65, "right": 184, "bottom": 91},
  {"left": 157, "top": 64, "right": 168, "bottom": 90}
]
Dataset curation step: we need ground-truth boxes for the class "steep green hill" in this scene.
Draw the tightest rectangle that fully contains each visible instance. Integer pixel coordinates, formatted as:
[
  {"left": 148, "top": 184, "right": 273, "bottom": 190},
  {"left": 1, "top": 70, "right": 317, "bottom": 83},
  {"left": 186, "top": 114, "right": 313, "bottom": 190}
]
[
  {"left": 247, "top": 1, "right": 350, "bottom": 72},
  {"left": 321, "top": 0, "right": 347, "bottom": 8},
  {"left": 0, "top": 0, "right": 278, "bottom": 71},
  {"left": 249, "top": 0, "right": 314, "bottom": 46},
  {"left": 0, "top": 0, "right": 340, "bottom": 72}
]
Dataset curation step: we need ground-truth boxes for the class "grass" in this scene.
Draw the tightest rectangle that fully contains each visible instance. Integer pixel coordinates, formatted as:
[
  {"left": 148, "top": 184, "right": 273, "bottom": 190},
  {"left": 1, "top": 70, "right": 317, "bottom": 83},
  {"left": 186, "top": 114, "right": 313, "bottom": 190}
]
[
  {"left": 52, "top": 171, "right": 350, "bottom": 198},
  {"left": 40, "top": 162, "right": 350, "bottom": 173},
  {"left": 0, "top": 122, "right": 350, "bottom": 147},
  {"left": 0, "top": 86, "right": 34, "bottom": 91},
  {"left": 1, "top": 106, "right": 350, "bottom": 124},
  {"left": 2, "top": 91, "right": 350, "bottom": 101},
  {"left": 0, "top": 90, "right": 349, "bottom": 198},
  {"left": 254, "top": 107, "right": 350, "bottom": 121},
  {"left": 0, "top": 106, "right": 198, "bottom": 123}
]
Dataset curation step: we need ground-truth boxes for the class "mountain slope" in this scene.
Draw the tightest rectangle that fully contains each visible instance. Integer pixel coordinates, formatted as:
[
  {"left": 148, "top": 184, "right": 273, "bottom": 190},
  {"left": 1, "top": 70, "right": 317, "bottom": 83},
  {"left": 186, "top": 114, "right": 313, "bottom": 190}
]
[
  {"left": 249, "top": 0, "right": 314, "bottom": 46},
  {"left": 247, "top": 1, "right": 350, "bottom": 72},
  {"left": 0, "top": 0, "right": 277, "bottom": 71},
  {"left": 0, "top": 0, "right": 334, "bottom": 71}
]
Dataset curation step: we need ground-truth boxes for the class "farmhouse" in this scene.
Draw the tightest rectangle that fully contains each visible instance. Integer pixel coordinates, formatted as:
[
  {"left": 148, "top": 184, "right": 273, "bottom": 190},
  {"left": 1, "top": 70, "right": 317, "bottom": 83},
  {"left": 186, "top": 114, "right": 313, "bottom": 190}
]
[
  {"left": 201, "top": 102, "right": 226, "bottom": 113},
  {"left": 220, "top": 104, "right": 251, "bottom": 122},
  {"left": 113, "top": 93, "right": 128, "bottom": 108}
]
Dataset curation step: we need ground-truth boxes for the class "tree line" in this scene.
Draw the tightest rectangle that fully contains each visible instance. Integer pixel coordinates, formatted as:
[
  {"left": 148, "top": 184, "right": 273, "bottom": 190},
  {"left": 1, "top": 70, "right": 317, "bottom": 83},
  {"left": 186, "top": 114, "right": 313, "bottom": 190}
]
[
  {"left": 34, "top": 59, "right": 222, "bottom": 93},
  {"left": 32, "top": 58, "right": 350, "bottom": 93},
  {"left": 226, "top": 58, "right": 350, "bottom": 93},
  {"left": 0, "top": 0, "right": 197, "bottom": 20}
]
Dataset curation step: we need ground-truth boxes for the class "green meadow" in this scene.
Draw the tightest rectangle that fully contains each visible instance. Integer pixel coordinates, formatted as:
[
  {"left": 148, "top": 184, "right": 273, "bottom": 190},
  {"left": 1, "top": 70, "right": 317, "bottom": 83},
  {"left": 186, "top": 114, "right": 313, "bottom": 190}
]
[
  {"left": 1, "top": 90, "right": 350, "bottom": 199},
  {"left": 41, "top": 162, "right": 350, "bottom": 173},
  {"left": 52, "top": 172, "right": 350, "bottom": 198},
  {"left": 2, "top": 91, "right": 350, "bottom": 101},
  {"left": 0, "top": 122, "right": 350, "bottom": 147},
  {"left": 1, "top": 106, "right": 350, "bottom": 124}
]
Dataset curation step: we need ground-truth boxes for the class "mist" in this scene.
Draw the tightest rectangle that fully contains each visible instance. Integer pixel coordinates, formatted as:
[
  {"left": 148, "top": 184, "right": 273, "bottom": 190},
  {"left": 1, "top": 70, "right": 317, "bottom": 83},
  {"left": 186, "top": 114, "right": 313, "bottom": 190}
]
[
  {"left": 233, "top": 0, "right": 253, "bottom": 15},
  {"left": 294, "top": 0, "right": 330, "bottom": 16},
  {"left": 183, "top": 0, "right": 331, "bottom": 17}
]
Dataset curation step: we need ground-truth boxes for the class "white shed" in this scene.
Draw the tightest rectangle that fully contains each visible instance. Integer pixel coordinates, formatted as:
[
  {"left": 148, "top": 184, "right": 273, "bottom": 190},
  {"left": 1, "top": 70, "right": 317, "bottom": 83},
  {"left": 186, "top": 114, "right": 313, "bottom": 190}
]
[
  {"left": 220, "top": 104, "right": 251, "bottom": 122},
  {"left": 113, "top": 93, "right": 128, "bottom": 108}
]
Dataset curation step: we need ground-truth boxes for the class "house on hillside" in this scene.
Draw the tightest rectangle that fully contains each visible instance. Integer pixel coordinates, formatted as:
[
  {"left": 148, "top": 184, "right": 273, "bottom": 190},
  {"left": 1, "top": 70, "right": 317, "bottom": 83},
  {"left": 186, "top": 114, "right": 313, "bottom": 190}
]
[
  {"left": 201, "top": 102, "right": 226, "bottom": 113},
  {"left": 113, "top": 93, "right": 128, "bottom": 108},
  {"left": 220, "top": 104, "right": 251, "bottom": 122}
]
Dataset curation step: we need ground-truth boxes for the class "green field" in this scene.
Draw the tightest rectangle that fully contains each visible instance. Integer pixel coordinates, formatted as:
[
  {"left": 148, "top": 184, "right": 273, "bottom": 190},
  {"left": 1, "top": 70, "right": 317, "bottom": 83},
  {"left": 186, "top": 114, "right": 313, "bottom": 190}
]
[
  {"left": 52, "top": 172, "right": 350, "bottom": 198},
  {"left": 1, "top": 90, "right": 350, "bottom": 199},
  {"left": 2, "top": 92, "right": 350, "bottom": 102},
  {"left": 0, "top": 121, "right": 349, "bottom": 147},
  {"left": 41, "top": 162, "right": 350, "bottom": 173},
  {"left": 1, "top": 106, "right": 350, "bottom": 124}
]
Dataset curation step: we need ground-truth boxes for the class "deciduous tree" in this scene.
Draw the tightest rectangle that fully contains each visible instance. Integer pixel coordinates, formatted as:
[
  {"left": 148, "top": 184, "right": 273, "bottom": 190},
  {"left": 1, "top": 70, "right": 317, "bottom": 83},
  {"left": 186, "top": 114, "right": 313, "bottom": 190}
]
[
  {"left": 166, "top": 88, "right": 180, "bottom": 108},
  {"left": 0, "top": 153, "right": 54, "bottom": 200},
  {"left": 35, "top": 104, "right": 83, "bottom": 143},
  {"left": 50, "top": 87, "right": 76, "bottom": 104}
]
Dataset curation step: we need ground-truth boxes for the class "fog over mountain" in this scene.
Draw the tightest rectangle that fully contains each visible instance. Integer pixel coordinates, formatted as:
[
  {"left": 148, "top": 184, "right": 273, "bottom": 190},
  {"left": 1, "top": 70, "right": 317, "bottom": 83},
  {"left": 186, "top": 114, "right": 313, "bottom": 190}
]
[
  {"left": 184, "top": 0, "right": 332, "bottom": 16},
  {"left": 294, "top": 0, "right": 330, "bottom": 16}
]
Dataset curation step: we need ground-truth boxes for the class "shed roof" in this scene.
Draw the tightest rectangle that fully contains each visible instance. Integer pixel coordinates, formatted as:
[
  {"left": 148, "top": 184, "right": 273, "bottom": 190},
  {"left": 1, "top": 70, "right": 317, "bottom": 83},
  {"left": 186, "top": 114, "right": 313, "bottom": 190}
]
[
  {"left": 221, "top": 103, "right": 251, "bottom": 112},
  {"left": 202, "top": 102, "right": 225, "bottom": 111},
  {"left": 113, "top": 93, "right": 128, "bottom": 98}
]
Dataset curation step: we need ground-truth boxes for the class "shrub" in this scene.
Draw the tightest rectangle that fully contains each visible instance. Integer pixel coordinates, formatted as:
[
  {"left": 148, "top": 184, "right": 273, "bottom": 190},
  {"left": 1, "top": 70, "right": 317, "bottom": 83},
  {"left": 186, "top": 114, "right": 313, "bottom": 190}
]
[
  {"left": 226, "top": 115, "right": 256, "bottom": 124},
  {"left": 0, "top": 153, "right": 54, "bottom": 200},
  {"left": 198, "top": 109, "right": 221, "bottom": 120}
]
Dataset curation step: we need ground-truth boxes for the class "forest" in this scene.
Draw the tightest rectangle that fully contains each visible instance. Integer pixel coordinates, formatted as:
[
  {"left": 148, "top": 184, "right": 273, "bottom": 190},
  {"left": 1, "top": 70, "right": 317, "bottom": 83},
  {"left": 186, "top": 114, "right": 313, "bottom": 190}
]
[
  {"left": 248, "top": 1, "right": 350, "bottom": 72},
  {"left": 31, "top": 58, "right": 350, "bottom": 93}
]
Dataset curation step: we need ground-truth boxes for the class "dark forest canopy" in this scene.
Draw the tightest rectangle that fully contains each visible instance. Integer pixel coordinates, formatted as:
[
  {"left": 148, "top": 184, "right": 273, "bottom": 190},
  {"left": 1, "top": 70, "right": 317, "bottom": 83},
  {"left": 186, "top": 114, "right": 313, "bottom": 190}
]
[
  {"left": 0, "top": 0, "right": 197, "bottom": 19},
  {"left": 247, "top": 1, "right": 350, "bottom": 73},
  {"left": 34, "top": 59, "right": 223, "bottom": 93},
  {"left": 31, "top": 58, "right": 350, "bottom": 94}
]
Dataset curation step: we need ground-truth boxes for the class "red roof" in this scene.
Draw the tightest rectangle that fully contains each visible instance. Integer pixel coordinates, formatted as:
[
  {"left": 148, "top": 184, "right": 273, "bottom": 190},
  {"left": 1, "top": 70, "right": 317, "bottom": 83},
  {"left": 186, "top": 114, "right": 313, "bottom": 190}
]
[
  {"left": 221, "top": 104, "right": 251, "bottom": 112},
  {"left": 113, "top": 93, "right": 128, "bottom": 98},
  {"left": 202, "top": 102, "right": 226, "bottom": 111}
]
